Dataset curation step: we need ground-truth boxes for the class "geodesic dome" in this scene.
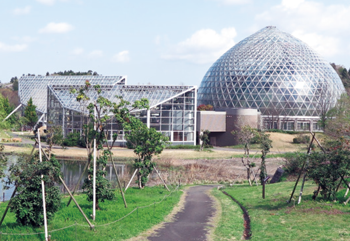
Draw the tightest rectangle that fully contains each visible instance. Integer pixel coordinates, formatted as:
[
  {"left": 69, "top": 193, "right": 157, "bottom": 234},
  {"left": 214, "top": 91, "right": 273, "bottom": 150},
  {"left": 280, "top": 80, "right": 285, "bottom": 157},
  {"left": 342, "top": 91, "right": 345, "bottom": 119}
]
[{"left": 197, "top": 26, "right": 345, "bottom": 116}]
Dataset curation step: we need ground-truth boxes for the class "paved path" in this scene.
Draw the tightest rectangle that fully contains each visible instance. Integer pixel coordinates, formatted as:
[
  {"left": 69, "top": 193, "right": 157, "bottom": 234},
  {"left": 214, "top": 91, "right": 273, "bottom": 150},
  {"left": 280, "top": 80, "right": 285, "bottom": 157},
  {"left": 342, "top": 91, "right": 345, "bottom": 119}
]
[
  {"left": 213, "top": 146, "right": 285, "bottom": 154},
  {"left": 148, "top": 185, "right": 217, "bottom": 241}
]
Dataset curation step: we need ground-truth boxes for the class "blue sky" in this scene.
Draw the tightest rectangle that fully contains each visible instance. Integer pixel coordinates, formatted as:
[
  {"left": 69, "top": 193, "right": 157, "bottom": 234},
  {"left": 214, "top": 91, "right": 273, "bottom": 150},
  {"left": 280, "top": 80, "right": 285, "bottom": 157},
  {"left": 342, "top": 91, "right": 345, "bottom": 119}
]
[{"left": 1, "top": 0, "right": 350, "bottom": 86}]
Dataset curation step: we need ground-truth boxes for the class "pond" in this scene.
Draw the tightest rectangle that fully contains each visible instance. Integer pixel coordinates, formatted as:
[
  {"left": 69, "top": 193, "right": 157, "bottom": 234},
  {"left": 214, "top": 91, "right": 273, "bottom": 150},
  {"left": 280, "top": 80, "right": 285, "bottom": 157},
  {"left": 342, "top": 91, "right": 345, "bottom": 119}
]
[{"left": 0, "top": 156, "right": 132, "bottom": 201}]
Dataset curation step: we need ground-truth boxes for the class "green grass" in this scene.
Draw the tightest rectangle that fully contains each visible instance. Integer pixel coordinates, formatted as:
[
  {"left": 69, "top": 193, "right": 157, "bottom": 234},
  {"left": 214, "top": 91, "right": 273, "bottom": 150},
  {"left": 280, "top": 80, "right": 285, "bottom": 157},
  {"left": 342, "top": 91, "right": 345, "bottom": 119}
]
[
  {"left": 225, "top": 144, "right": 261, "bottom": 150},
  {"left": 211, "top": 189, "right": 244, "bottom": 240},
  {"left": 216, "top": 182, "right": 350, "bottom": 240},
  {"left": 229, "top": 152, "right": 295, "bottom": 159},
  {"left": 0, "top": 186, "right": 182, "bottom": 240},
  {"left": 166, "top": 144, "right": 201, "bottom": 149},
  {"left": 0, "top": 129, "right": 11, "bottom": 139}
]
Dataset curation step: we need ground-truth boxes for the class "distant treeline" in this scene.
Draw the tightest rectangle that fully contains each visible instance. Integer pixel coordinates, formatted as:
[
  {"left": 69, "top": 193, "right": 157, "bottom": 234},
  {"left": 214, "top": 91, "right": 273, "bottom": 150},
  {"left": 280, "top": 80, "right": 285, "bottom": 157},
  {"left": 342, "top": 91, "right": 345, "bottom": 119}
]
[
  {"left": 331, "top": 63, "right": 350, "bottom": 90},
  {"left": 50, "top": 70, "right": 99, "bottom": 76}
]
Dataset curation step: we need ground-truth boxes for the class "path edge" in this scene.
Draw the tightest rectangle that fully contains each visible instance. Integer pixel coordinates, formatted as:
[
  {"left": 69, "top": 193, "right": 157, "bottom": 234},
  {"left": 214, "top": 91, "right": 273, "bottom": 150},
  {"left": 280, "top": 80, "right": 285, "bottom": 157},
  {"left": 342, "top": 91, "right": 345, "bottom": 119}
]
[{"left": 221, "top": 190, "right": 252, "bottom": 240}]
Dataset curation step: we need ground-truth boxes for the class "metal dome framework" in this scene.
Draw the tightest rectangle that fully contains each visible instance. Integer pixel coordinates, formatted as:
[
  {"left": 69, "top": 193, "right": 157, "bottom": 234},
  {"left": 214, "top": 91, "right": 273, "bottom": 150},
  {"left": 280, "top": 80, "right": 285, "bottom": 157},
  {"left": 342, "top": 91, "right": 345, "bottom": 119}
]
[{"left": 198, "top": 26, "right": 345, "bottom": 117}]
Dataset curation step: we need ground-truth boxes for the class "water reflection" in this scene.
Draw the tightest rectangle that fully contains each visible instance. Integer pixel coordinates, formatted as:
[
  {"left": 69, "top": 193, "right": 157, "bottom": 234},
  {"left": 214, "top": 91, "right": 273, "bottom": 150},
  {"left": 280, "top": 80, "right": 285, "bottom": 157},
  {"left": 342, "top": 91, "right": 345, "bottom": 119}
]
[
  {"left": 59, "top": 160, "right": 128, "bottom": 193},
  {"left": 0, "top": 156, "right": 131, "bottom": 201}
]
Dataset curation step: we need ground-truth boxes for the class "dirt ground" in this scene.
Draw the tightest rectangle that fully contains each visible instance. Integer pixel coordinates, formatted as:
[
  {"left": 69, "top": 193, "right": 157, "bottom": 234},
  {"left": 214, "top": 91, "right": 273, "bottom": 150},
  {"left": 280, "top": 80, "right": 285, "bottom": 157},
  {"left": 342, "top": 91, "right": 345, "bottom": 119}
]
[
  {"left": 3, "top": 145, "right": 245, "bottom": 160},
  {"left": 153, "top": 157, "right": 285, "bottom": 185},
  {"left": 2, "top": 131, "right": 297, "bottom": 185},
  {"left": 266, "top": 132, "right": 325, "bottom": 153}
]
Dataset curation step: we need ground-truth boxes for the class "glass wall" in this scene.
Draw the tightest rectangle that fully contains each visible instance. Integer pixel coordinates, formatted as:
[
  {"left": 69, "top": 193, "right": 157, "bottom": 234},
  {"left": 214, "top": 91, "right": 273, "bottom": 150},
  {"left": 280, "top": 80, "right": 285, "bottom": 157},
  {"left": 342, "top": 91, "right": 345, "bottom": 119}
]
[
  {"left": 151, "top": 90, "right": 195, "bottom": 144},
  {"left": 47, "top": 87, "right": 196, "bottom": 145}
]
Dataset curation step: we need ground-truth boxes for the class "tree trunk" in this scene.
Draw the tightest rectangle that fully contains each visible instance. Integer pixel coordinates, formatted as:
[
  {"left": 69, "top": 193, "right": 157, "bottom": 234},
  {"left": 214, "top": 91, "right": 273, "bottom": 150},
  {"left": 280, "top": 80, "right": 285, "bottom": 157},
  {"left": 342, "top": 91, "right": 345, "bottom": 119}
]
[
  {"left": 247, "top": 168, "right": 252, "bottom": 186},
  {"left": 138, "top": 174, "right": 143, "bottom": 189},
  {"left": 96, "top": 199, "right": 100, "bottom": 210},
  {"left": 312, "top": 185, "right": 321, "bottom": 200}
]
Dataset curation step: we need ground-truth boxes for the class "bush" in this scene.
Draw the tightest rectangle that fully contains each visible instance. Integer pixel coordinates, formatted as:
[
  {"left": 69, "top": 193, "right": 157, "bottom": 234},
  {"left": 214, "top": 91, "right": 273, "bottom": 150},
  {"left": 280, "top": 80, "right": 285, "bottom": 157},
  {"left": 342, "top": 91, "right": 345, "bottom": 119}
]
[
  {"left": 63, "top": 131, "right": 82, "bottom": 146},
  {"left": 9, "top": 155, "right": 61, "bottom": 226},
  {"left": 267, "top": 129, "right": 300, "bottom": 135},
  {"left": 166, "top": 144, "right": 201, "bottom": 149},
  {"left": 250, "top": 134, "right": 261, "bottom": 144},
  {"left": 293, "top": 134, "right": 310, "bottom": 144},
  {"left": 283, "top": 152, "right": 307, "bottom": 174}
]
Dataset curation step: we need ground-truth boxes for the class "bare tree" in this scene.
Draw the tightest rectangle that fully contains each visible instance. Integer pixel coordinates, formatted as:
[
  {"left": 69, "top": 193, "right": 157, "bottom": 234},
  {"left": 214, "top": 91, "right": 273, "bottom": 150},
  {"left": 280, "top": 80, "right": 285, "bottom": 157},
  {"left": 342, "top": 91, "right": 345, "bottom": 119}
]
[
  {"left": 262, "top": 102, "right": 281, "bottom": 130},
  {"left": 232, "top": 125, "right": 258, "bottom": 186}
]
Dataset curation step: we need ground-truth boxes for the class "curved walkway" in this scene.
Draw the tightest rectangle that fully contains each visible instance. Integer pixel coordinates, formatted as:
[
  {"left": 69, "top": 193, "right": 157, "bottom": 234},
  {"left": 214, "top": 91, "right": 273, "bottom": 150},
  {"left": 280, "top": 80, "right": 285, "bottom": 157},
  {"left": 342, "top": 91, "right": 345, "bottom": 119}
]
[{"left": 148, "top": 185, "right": 217, "bottom": 241}]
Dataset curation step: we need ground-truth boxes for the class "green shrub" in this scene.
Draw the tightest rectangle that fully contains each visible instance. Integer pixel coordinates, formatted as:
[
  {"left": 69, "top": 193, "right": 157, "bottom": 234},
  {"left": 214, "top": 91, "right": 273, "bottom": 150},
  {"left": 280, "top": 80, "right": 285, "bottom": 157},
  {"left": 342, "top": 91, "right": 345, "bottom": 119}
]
[
  {"left": 166, "top": 144, "right": 201, "bottom": 149},
  {"left": 8, "top": 155, "right": 61, "bottom": 226},
  {"left": 63, "top": 131, "right": 82, "bottom": 146},
  {"left": 293, "top": 134, "right": 310, "bottom": 144},
  {"left": 250, "top": 134, "right": 261, "bottom": 144},
  {"left": 267, "top": 129, "right": 300, "bottom": 134},
  {"left": 283, "top": 152, "right": 307, "bottom": 174}
]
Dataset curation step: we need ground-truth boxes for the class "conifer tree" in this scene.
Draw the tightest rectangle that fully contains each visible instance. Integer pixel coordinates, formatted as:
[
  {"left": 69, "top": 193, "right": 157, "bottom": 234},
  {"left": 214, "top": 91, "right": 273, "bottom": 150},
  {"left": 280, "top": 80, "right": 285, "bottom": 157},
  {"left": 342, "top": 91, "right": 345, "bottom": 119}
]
[{"left": 24, "top": 97, "right": 38, "bottom": 127}]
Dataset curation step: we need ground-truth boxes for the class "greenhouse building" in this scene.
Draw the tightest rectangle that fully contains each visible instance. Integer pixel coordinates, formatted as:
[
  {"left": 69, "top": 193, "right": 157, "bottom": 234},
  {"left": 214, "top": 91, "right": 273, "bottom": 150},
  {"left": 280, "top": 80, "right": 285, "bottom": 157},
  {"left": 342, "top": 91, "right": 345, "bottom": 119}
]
[
  {"left": 18, "top": 26, "right": 347, "bottom": 147},
  {"left": 19, "top": 76, "right": 197, "bottom": 146},
  {"left": 197, "top": 26, "right": 345, "bottom": 132}
]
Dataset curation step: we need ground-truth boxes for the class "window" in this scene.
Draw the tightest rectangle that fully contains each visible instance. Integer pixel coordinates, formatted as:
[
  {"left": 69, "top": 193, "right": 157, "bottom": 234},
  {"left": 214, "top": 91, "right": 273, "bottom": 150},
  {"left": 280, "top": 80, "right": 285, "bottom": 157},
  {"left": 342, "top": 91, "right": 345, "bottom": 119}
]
[
  {"left": 297, "top": 122, "right": 310, "bottom": 131},
  {"left": 282, "top": 122, "right": 294, "bottom": 130}
]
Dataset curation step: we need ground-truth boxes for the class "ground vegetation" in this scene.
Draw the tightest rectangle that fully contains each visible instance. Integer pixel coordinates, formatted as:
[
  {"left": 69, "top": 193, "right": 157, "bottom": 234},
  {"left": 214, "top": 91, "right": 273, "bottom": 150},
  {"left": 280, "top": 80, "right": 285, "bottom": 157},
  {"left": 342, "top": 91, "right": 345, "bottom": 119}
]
[{"left": 0, "top": 186, "right": 181, "bottom": 241}]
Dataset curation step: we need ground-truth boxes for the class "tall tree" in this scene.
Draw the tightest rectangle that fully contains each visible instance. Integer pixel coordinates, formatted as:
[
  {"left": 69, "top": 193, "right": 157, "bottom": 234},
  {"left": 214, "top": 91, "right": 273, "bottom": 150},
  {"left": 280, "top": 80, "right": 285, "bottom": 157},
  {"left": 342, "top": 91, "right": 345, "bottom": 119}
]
[
  {"left": 324, "top": 94, "right": 350, "bottom": 139},
  {"left": 10, "top": 77, "right": 18, "bottom": 91},
  {"left": 71, "top": 82, "right": 148, "bottom": 208},
  {"left": 125, "top": 117, "right": 168, "bottom": 188},
  {"left": 0, "top": 94, "right": 11, "bottom": 129},
  {"left": 0, "top": 144, "right": 7, "bottom": 180},
  {"left": 2, "top": 97, "right": 16, "bottom": 125},
  {"left": 24, "top": 97, "right": 38, "bottom": 127}
]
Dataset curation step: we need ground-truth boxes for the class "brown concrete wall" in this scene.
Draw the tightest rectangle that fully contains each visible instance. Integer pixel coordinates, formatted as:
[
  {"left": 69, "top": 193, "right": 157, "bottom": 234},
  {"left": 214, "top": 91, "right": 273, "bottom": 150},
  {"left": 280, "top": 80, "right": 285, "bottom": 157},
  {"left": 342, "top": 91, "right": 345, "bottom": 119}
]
[
  {"left": 197, "top": 108, "right": 259, "bottom": 146},
  {"left": 197, "top": 111, "right": 226, "bottom": 132},
  {"left": 210, "top": 113, "right": 259, "bottom": 146}
]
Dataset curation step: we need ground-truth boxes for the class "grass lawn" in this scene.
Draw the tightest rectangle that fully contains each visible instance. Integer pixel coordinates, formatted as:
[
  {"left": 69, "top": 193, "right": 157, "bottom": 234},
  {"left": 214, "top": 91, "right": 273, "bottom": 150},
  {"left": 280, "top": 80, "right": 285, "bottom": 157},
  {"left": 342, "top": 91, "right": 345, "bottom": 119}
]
[
  {"left": 0, "top": 130, "right": 11, "bottom": 139},
  {"left": 216, "top": 181, "right": 350, "bottom": 240},
  {"left": 211, "top": 188, "right": 244, "bottom": 240},
  {"left": 0, "top": 186, "right": 182, "bottom": 240}
]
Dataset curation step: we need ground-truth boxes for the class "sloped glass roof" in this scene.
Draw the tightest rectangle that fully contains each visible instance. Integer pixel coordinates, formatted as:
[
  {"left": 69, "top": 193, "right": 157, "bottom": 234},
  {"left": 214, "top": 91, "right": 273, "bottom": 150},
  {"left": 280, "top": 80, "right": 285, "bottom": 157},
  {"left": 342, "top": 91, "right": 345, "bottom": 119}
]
[
  {"left": 19, "top": 75, "right": 126, "bottom": 113},
  {"left": 197, "top": 26, "right": 346, "bottom": 116},
  {"left": 48, "top": 84, "right": 195, "bottom": 113}
]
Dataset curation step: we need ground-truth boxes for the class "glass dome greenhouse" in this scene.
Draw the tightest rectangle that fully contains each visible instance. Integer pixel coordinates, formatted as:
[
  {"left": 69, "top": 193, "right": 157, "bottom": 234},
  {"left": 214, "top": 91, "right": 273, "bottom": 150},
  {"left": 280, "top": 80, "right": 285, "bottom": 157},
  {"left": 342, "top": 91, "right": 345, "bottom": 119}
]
[{"left": 197, "top": 26, "right": 345, "bottom": 116}]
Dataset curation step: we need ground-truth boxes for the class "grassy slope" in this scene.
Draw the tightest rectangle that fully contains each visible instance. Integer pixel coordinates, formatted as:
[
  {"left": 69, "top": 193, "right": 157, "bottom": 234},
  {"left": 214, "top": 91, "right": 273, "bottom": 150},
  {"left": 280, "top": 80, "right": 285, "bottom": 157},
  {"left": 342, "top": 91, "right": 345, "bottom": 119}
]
[
  {"left": 0, "top": 129, "right": 11, "bottom": 139},
  {"left": 0, "top": 186, "right": 182, "bottom": 241},
  {"left": 217, "top": 182, "right": 350, "bottom": 241},
  {"left": 211, "top": 189, "right": 244, "bottom": 240}
]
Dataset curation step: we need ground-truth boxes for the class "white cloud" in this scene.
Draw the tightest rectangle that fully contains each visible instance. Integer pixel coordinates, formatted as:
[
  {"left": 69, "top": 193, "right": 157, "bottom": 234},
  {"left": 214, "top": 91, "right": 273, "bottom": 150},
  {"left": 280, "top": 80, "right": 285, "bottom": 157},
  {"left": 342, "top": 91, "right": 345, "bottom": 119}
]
[
  {"left": 256, "top": 0, "right": 350, "bottom": 35},
  {"left": 162, "top": 28, "right": 237, "bottom": 64},
  {"left": 88, "top": 50, "right": 103, "bottom": 58},
  {"left": 253, "top": 0, "right": 350, "bottom": 58},
  {"left": 112, "top": 51, "right": 130, "bottom": 63},
  {"left": 36, "top": 0, "right": 55, "bottom": 5},
  {"left": 216, "top": 0, "right": 251, "bottom": 5},
  {"left": 0, "top": 42, "right": 27, "bottom": 52},
  {"left": 292, "top": 30, "right": 339, "bottom": 57},
  {"left": 281, "top": 0, "right": 304, "bottom": 9},
  {"left": 39, "top": 22, "right": 74, "bottom": 34},
  {"left": 13, "top": 6, "right": 31, "bottom": 15},
  {"left": 71, "top": 48, "right": 84, "bottom": 55}
]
